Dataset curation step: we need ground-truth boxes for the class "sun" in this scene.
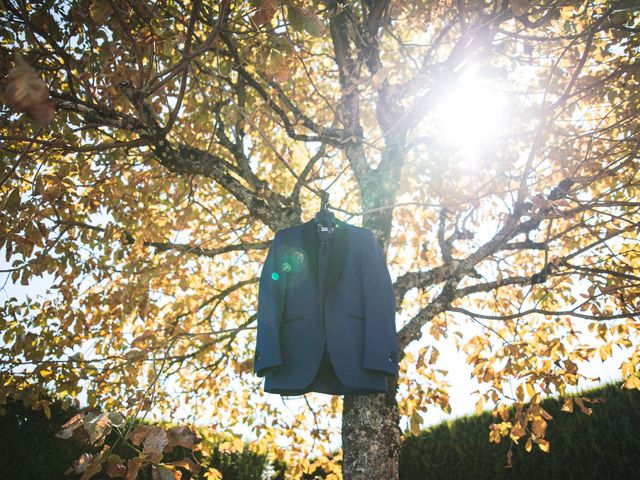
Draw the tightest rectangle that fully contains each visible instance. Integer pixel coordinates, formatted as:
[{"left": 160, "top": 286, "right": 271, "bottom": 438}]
[{"left": 431, "top": 69, "right": 509, "bottom": 163}]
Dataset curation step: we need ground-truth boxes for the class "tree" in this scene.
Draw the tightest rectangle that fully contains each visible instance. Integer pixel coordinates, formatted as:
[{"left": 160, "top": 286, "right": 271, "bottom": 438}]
[{"left": 1, "top": 0, "right": 639, "bottom": 478}]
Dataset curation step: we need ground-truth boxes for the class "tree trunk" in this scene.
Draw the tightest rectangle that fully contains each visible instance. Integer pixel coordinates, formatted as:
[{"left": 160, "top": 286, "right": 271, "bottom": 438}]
[{"left": 342, "top": 377, "right": 401, "bottom": 480}]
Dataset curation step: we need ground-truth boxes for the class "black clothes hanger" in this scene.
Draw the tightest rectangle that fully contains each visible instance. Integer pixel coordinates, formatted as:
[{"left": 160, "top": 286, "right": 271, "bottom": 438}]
[{"left": 313, "top": 190, "right": 336, "bottom": 234}]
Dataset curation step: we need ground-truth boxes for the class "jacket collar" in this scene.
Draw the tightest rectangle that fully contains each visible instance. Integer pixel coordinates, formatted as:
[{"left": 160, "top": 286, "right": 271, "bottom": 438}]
[{"left": 302, "top": 217, "right": 349, "bottom": 296}]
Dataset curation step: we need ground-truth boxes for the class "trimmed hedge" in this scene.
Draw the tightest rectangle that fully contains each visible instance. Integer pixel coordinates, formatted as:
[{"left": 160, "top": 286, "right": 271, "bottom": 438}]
[
  {"left": 0, "top": 392, "right": 88, "bottom": 480},
  {"left": 399, "top": 380, "right": 640, "bottom": 480}
]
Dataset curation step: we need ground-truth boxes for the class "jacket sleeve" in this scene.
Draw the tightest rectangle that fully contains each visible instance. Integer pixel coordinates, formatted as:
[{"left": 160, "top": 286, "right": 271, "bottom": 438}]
[
  {"left": 361, "top": 229, "right": 399, "bottom": 377},
  {"left": 253, "top": 230, "right": 286, "bottom": 377}
]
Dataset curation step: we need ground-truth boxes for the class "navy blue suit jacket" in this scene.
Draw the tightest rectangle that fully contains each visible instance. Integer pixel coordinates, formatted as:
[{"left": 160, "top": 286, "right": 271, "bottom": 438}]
[{"left": 253, "top": 218, "right": 399, "bottom": 393}]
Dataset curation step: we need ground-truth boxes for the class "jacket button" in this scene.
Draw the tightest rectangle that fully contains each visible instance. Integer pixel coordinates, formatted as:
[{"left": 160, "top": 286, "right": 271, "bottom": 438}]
[{"left": 256, "top": 351, "right": 261, "bottom": 360}]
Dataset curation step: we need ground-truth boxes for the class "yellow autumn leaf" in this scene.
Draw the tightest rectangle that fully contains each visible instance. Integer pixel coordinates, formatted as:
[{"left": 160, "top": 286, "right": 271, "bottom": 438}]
[
  {"left": 4, "top": 53, "right": 55, "bottom": 126},
  {"left": 37, "top": 366, "right": 55, "bottom": 378},
  {"left": 531, "top": 419, "right": 546, "bottom": 437},
  {"left": 599, "top": 343, "right": 612, "bottom": 361},
  {"left": 266, "top": 51, "right": 290, "bottom": 84},
  {"left": 204, "top": 467, "right": 222, "bottom": 480},
  {"left": 40, "top": 399, "right": 51, "bottom": 420},
  {"left": 428, "top": 347, "right": 439, "bottom": 364},
  {"left": 537, "top": 438, "right": 550, "bottom": 453},
  {"left": 510, "top": 421, "right": 525, "bottom": 440},
  {"left": 561, "top": 397, "right": 574, "bottom": 413},
  {"left": 539, "top": 407, "right": 553, "bottom": 420},
  {"left": 516, "top": 384, "right": 524, "bottom": 402},
  {"left": 409, "top": 410, "right": 422, "bottom": 435},
  {"left": 624, "top": 374, "right": 640, "bottom": 390},
  {"left": 526, "top": 382, "right": 535, "bottom": 399},
  {"left": 251, "top": 0, "right": 278, "bottom": 28},
  {"left": 574, "top": 397, "right": 593, "bottom": 415}
]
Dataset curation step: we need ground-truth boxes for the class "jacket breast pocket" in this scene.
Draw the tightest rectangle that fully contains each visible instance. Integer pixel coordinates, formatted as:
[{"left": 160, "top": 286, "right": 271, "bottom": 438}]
[{"left": 347, "top": 313, "right": 364, "bottom": 321}]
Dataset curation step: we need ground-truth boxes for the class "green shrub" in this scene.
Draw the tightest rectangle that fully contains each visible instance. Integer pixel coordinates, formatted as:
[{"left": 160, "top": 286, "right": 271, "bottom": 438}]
[{"left": 399, "top": 380, "right": 640, "bottom": 480}]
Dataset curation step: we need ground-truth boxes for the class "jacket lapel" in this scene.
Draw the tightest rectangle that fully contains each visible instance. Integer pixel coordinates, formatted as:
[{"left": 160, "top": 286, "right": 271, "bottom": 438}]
[
  {"left": 302, "top": 219, "right": 319, "bottom": 286},
  {"left": 302, "top": 218, "right": 348, "bottom": 297}
]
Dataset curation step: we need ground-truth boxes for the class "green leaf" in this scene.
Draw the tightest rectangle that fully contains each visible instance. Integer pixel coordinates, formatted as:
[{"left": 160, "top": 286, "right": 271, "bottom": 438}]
[
  {"left": 90, "top": 0, "right": 113, "bottom": 25},
  {"left": 287, "top": 5, "right": 324, "bottom": 37},
  {"left": 271, "top": 34, "right": 294, "bottom": 54},
  {"left": 301, "top": 8, "right": 324, "bottom": 37},
  {"left": 4, "top": 188, "right": 21, "bottom": 213},
  {"left": 287, "top": 5, "right": 304, "bottom": 32},
  {"left": 155, "top": 464, "right": 177, "bottom": 480}
]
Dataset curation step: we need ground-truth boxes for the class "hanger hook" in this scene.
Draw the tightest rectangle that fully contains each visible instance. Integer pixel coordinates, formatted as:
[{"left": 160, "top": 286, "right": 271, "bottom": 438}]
[{"left": 320, "top": 190, "right": 330, "bottom": 211}]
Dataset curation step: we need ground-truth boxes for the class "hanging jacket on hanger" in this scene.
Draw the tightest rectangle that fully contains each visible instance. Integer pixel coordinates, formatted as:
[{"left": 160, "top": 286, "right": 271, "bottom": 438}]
[{"left": 253, "top": 217, "right": 399, "bottom": 395}]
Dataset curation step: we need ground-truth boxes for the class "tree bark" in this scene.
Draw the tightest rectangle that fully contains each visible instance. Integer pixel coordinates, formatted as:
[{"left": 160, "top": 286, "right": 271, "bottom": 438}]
[{"left": 342, "top": 366, "right": 401, "bottom": 479}]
